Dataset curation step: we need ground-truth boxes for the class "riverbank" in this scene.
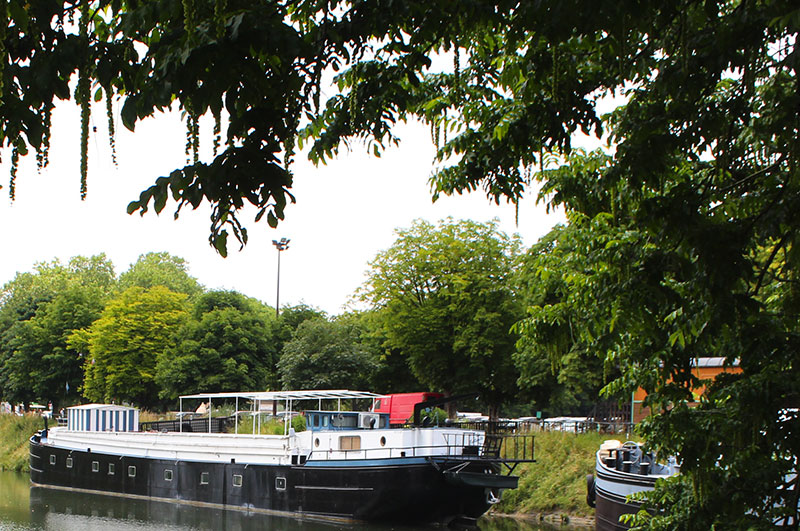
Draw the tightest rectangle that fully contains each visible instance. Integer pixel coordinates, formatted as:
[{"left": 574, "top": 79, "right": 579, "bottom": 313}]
[
  {"left": 491, "top": 430, "right": 625, "bottom": 524},
  {"left": 1, "top": 413, "right": 621, "bottom": 522},
  {"left": 0, "top": 414, "right": 42, "bottom": 472}
]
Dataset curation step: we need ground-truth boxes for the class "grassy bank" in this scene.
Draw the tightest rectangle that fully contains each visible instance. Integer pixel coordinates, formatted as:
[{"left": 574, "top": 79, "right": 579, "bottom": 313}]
[
  {"left": 0, "top": 414, "right": 43, "bottom": 472},
  {"left": 494, "top": 430, "right": 626, "bottom": 519}
]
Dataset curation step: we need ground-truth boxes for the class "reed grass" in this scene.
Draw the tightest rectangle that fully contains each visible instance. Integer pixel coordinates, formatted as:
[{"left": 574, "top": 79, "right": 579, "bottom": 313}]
[{"left": 0, "top": 414, "right": 44, "bottom": 472}]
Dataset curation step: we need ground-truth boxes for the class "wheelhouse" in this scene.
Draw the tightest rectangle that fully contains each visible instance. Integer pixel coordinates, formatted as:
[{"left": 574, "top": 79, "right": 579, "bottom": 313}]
[{"left": 304, "top": 410, "right": 389, "bottom": 431}]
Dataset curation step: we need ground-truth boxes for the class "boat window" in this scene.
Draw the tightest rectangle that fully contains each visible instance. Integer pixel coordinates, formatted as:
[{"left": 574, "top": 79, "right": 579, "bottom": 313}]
[
  {"left": 331, "top": 414, "right": 357, "bottom": 428},
  {"left": 322, "top": 416, "right": 329, "bottom": 428},
  {"left": 92, "top": 461, "right": 99, "bottom": 473},
  {"left": 314, "top": 438, "right": 320, "bottom": 447},
  {"left": 233, "top": 474, "right": 243, "bottom": 487},
  {"left": 128, "top": 466, "right": 136, "bottom": 478},
  {"left": 275, "top": 477, "right": 286, "bottom": 490},
  {"left": 49, "top": 455, "right": 56, "bottom": 466},
  {"left": 380, "top": 436, "right": 386, "bottom": 447},
  {"left": 66, "top": 457, "right": 73, "bottom": 469},
  {"left": 108, "top": 463, "right": 115, "bottom": 475},
  {"left": 339, "top": 435, "right": 361, "bottom": 451},
  {"left": 200, "top": 472, "right": 209, "bottom": 485},
  {"left": 164, "top": 469, "right": 173, "bottom": 481}
]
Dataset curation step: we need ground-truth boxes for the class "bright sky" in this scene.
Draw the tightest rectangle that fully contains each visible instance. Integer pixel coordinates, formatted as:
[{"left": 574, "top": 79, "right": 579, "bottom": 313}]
[{"left": 0, "top": 100, "right": 567, "bottom": 315}]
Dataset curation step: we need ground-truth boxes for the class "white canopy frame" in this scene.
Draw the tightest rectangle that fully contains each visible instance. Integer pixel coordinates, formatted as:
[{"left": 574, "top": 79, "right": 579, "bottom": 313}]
[{"left": 177, "top": 390, "right": 383, "bottom": 435}]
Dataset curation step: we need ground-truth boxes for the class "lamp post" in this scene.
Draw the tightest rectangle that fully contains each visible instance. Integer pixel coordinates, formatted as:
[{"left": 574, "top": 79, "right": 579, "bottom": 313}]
[{"left": 272, "top": 237, "right": 290, "bottom": 318}]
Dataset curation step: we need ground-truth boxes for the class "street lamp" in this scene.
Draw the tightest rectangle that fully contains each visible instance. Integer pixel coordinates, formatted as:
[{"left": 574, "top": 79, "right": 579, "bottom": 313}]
[{"left": 272, "top": 237, "right": 290, "bottom": 317}]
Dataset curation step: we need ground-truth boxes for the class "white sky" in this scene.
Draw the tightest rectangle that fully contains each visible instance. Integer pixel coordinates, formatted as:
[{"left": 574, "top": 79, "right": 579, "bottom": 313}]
[{"left": 0, "top": 100, "right": 568, "bottom": 315}]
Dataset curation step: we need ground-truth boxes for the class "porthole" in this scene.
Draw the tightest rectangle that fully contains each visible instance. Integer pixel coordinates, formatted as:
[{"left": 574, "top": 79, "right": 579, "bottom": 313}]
[
  {"left": 164, "top": 469, "right": 173, "bottom": 481},
  {"left": 200, "top": 472, "right": 209, "bottom": 485},
  {"left": 92, "top": 461, "right": 99, "bottom": 473},
  {"left": 108, "top": 463, "right": 115, "bottom": 475},
  {"left": 275, "top": 477, "right": 286, "bottom": 490},
  {"left": 128, "top": 466, "right": 137, "bottom": 478},
  {"left": 66, "top": 457, "right": 73, "bottom": 469},
  {"left": 49, "top": 455, "right": 56, "bottom": 466},
  {"left": 314, "top": 438, "right": 320, "bottom": 447},
  {"left": 380, "top": 436, "right": 386, "bottom": 447},
  {"left": 233, "top": 474, "right": 243, "bottom": 487}
]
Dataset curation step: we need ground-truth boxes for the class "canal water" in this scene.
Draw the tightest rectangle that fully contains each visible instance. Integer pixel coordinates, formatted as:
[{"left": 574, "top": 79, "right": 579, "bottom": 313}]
[{"left": 0, "top": 471, "right": 564, "bottom": 531}]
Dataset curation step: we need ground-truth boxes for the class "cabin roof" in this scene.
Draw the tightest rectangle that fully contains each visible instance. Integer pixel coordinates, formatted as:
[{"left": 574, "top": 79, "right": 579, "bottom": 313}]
[{"left": 67, "top": 403, "right": 137, "bottom": 411}]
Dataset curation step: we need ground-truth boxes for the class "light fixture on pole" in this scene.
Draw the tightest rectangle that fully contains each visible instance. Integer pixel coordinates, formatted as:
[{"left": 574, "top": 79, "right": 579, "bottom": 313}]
[{"left": 272, "top": 237, "right": 290, "bottom": 317}]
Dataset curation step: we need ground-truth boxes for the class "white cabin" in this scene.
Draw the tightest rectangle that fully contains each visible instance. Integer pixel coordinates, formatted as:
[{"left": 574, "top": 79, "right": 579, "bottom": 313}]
[{"left": 66, "top": 404, "right": 139, "bottom": 432}]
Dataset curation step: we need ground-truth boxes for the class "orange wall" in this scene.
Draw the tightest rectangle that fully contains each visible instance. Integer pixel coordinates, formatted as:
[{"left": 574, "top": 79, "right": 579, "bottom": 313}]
[{"left": 632, "top": 364, "right": 742, "bottom": 423}]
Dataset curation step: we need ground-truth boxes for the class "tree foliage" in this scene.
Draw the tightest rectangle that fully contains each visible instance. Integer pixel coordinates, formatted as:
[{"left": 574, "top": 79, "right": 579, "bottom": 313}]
[
  {"left": 119, "top": 252, "right": 203, "bottom": 297},
  {"left": 0, "top": 255, "right": 115, "bottom": 409},
  {"left": 75, "top": 286, "right": 188, "bottom": 409},
  {"left": 155, "top": 290, "right": 277, "bottom": 400},
  {"left": 513, "top": 221, "right": 613, "bottom": 415},
  {"left": 362, "top": 218, "right": 522, "bottom": 418},
  {"left": 277, "top": 314, "right": 380, "bottom": 391}
]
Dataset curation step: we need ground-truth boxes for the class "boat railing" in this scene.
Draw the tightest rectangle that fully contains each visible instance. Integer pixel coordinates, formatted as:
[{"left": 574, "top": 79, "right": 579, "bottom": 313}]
[
  {"left": 308, "top": 432, "right": 535, "bottom": 470},
  {"left": 140, "top": 415, "right": 235, "bottom": 433}
]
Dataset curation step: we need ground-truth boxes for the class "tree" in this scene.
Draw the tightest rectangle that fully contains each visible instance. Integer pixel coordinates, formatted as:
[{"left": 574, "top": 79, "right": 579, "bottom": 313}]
[
  {"left": 74, "top": 286, "right": 188, "bottom": 409},
  {"left": 119, "top": 252, "right": 203, "bottom": 297},
  {"left": 277, "top": 315, "right": 381, "bottom": 391},
  {"left": 513, "top": 221, "right": 616, "bottom": 416},
  {"left": 0, "top": 255, "right": 115, "bottom": 409},
  {"left": 362, "top": 218, "right": 523, "bottom": 419},
  {"left": 155, "top": 290, "right": 277, "bottom": 400}
]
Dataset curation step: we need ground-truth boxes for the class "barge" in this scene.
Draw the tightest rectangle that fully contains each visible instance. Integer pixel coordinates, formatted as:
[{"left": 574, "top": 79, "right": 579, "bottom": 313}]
[
  {"left": 588, "top": 440, "right": 677, "bottom": 530},
  {"left": 30, "top": 390, "right": 533, "bottom": 526}
]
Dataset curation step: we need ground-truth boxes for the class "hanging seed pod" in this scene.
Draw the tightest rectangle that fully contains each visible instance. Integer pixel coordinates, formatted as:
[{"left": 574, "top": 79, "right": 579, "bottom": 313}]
[
  {"left": 192, "top": 112, "right": 199, "bottom": 164},
  {"left": 78, "top": 0, "right": 91, "bottom": 200},
  {"left": 106, "top": 88, "right": 117, "bottom": 166},
  {"left": 0, "top": 0, "right": 6, "bottom": 100},
  {"left": 10, "top": 140, "right": 21, "bottom": 201},
  {"left": 183, "top": 0, "right": 196, "bottom": 39},
  {"left": 213, "top": 110, "right": 221, "bottom": 156},
  {"left": 214, "top": 0, "right": 227, "bottom": 39}
]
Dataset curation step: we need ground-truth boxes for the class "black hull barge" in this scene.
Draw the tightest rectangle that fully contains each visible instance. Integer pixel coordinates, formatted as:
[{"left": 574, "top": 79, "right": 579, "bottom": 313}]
[
  {"left": 587, "top": 440, "right": 676, "bottom": 531},
  {"left": 30, "top": 390, "right": 533, "bottom": 526}
]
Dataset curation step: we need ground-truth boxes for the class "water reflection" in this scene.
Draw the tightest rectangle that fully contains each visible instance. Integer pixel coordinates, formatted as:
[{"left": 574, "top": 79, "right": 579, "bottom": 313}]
[
  {"left": 1, "top": 471, "right": 568, "bottom": 531},
  {"left": 29, "top": 487, "right": 400, "bottom": 531}
]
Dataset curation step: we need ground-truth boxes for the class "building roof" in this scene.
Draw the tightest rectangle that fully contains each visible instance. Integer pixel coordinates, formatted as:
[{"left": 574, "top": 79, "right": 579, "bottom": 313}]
[{"left": 693, "top": 357, "right": 739, "bottom": 368}]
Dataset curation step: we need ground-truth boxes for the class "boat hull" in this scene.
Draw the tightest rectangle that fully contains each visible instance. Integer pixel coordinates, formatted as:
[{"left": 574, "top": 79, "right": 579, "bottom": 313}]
[
  {"left": 30, "top": 435, "right": 495, "bottom": 524},
  {"left": 594, "top": 466, "right": 656, "bottom": 530}
]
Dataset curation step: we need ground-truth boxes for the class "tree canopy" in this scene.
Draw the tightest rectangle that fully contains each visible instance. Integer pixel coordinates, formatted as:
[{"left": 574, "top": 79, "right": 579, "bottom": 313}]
[
  {"left": 73, "top": 286, "right": 189, "bottom": 409},
  {"left": 277, "top": 314, "right": 380, "bottom": 391},
  {"left": 362, "top": 218, "right": 523, "bottom": 418},
  {"left": 0, "top": 255, "right": 115, "bottom": 409},
  {"left": 118, "top": 252, "right": 203, "bottom": 297},
  {"left": 155, "top": 290, "right": 277, "bottom": 400}
]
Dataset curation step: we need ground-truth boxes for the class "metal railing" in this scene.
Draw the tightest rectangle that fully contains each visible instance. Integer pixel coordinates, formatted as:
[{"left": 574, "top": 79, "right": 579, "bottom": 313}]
[{"left": 140, "top": 416, "right": 234, "bottom": 433}]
